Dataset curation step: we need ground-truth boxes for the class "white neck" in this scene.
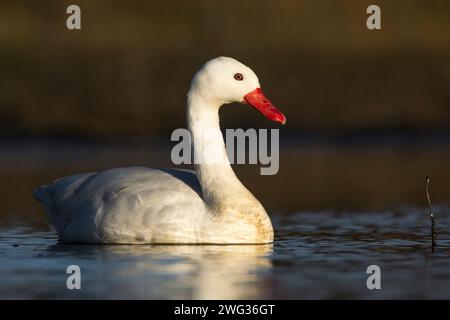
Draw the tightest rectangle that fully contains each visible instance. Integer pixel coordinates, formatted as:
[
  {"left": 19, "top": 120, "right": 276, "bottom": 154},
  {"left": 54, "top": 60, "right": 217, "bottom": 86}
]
[{"left": 187, "top": 93, "right": 257, "bottom": 212}]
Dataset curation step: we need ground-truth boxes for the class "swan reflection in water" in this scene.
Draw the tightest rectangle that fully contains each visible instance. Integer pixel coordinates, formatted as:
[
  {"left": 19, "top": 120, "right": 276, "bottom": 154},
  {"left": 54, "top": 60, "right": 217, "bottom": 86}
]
[{"left": 45, "top": 242, "right": 273, "bottom": 299}]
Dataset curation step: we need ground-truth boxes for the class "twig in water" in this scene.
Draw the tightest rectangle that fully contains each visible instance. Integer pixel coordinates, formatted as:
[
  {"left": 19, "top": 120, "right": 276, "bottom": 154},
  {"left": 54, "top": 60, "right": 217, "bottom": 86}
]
[{"left": 425, "top": 176, "right": 437, "bottom": 253}]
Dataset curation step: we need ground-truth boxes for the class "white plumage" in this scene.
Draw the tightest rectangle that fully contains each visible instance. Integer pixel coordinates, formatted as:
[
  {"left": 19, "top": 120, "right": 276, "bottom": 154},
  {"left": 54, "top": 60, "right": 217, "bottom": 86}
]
[{"left": 34, "top": 57, "right": 286, "bottom": 244}]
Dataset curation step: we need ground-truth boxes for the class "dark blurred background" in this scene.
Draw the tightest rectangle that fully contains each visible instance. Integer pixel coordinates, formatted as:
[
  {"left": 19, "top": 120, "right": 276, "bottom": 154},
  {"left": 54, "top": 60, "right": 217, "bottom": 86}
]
[{"left": 1, "top": 0, "right": 450, "bottom": 220}]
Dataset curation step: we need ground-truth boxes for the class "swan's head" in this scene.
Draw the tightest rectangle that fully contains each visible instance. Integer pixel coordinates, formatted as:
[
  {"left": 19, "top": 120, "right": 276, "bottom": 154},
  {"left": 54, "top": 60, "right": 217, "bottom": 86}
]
[{"left": 189, "top": 56, "right": 286, "bottom": 125}]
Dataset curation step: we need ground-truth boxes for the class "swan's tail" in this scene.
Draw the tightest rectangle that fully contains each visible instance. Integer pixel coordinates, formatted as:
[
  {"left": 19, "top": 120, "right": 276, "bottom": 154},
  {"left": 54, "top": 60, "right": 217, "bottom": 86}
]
[
  {"left": 33, "top": 173, "right": 96, "bottom": 210},
  {"left": 33, "top": 185, "right": 51, "bottom": 205}
]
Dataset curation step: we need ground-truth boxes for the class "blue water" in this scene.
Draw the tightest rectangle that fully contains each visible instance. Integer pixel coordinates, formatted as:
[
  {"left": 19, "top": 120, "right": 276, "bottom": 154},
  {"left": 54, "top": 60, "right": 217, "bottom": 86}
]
[{"left": 1, "top": 207, "right": 450, "bottom": 299}]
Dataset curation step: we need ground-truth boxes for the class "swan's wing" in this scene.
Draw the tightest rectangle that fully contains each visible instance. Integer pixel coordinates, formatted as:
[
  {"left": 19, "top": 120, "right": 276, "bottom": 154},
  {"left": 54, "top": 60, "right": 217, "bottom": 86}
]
[{"left": 34, "top": 167, "right": 204, "bottom": 243}]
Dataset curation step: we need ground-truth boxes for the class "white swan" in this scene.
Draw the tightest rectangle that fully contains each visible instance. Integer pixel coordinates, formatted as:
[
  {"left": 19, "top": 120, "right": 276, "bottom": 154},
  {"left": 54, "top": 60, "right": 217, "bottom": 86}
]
[{"left": 34, "top": 57, "right": 286, "bottom": 244}]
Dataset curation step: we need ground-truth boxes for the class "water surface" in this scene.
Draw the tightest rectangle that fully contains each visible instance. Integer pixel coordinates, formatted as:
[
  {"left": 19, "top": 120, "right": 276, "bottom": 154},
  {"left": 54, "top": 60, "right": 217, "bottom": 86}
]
[
  {"left": 1, "top": 207, "right": 449, "bottom": 299},
  {"left": 1, "top": 140, "right": 450, "bottom": 299}
]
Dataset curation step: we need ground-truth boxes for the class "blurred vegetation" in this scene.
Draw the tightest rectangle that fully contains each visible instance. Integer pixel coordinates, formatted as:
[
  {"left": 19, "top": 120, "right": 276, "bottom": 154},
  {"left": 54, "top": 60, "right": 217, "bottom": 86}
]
[
  {"left": 0, "top": 0, "right": 449, "bottom": 139},
  {"left": 1, "top": 1, "right": 450, "bottom": 215}
]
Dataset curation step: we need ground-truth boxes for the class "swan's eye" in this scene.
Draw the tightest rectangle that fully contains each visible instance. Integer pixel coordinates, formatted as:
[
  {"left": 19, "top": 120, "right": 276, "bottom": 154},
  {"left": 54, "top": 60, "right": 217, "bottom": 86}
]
[{"left": 234, "top": 73, "right": 244, "bottom": 81}]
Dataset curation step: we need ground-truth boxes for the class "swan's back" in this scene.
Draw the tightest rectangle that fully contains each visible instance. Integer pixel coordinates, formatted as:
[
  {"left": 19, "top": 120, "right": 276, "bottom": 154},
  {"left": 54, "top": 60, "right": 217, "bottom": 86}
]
[{"left": 34, "top": 167, "right": 206, "bottom": 243}]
